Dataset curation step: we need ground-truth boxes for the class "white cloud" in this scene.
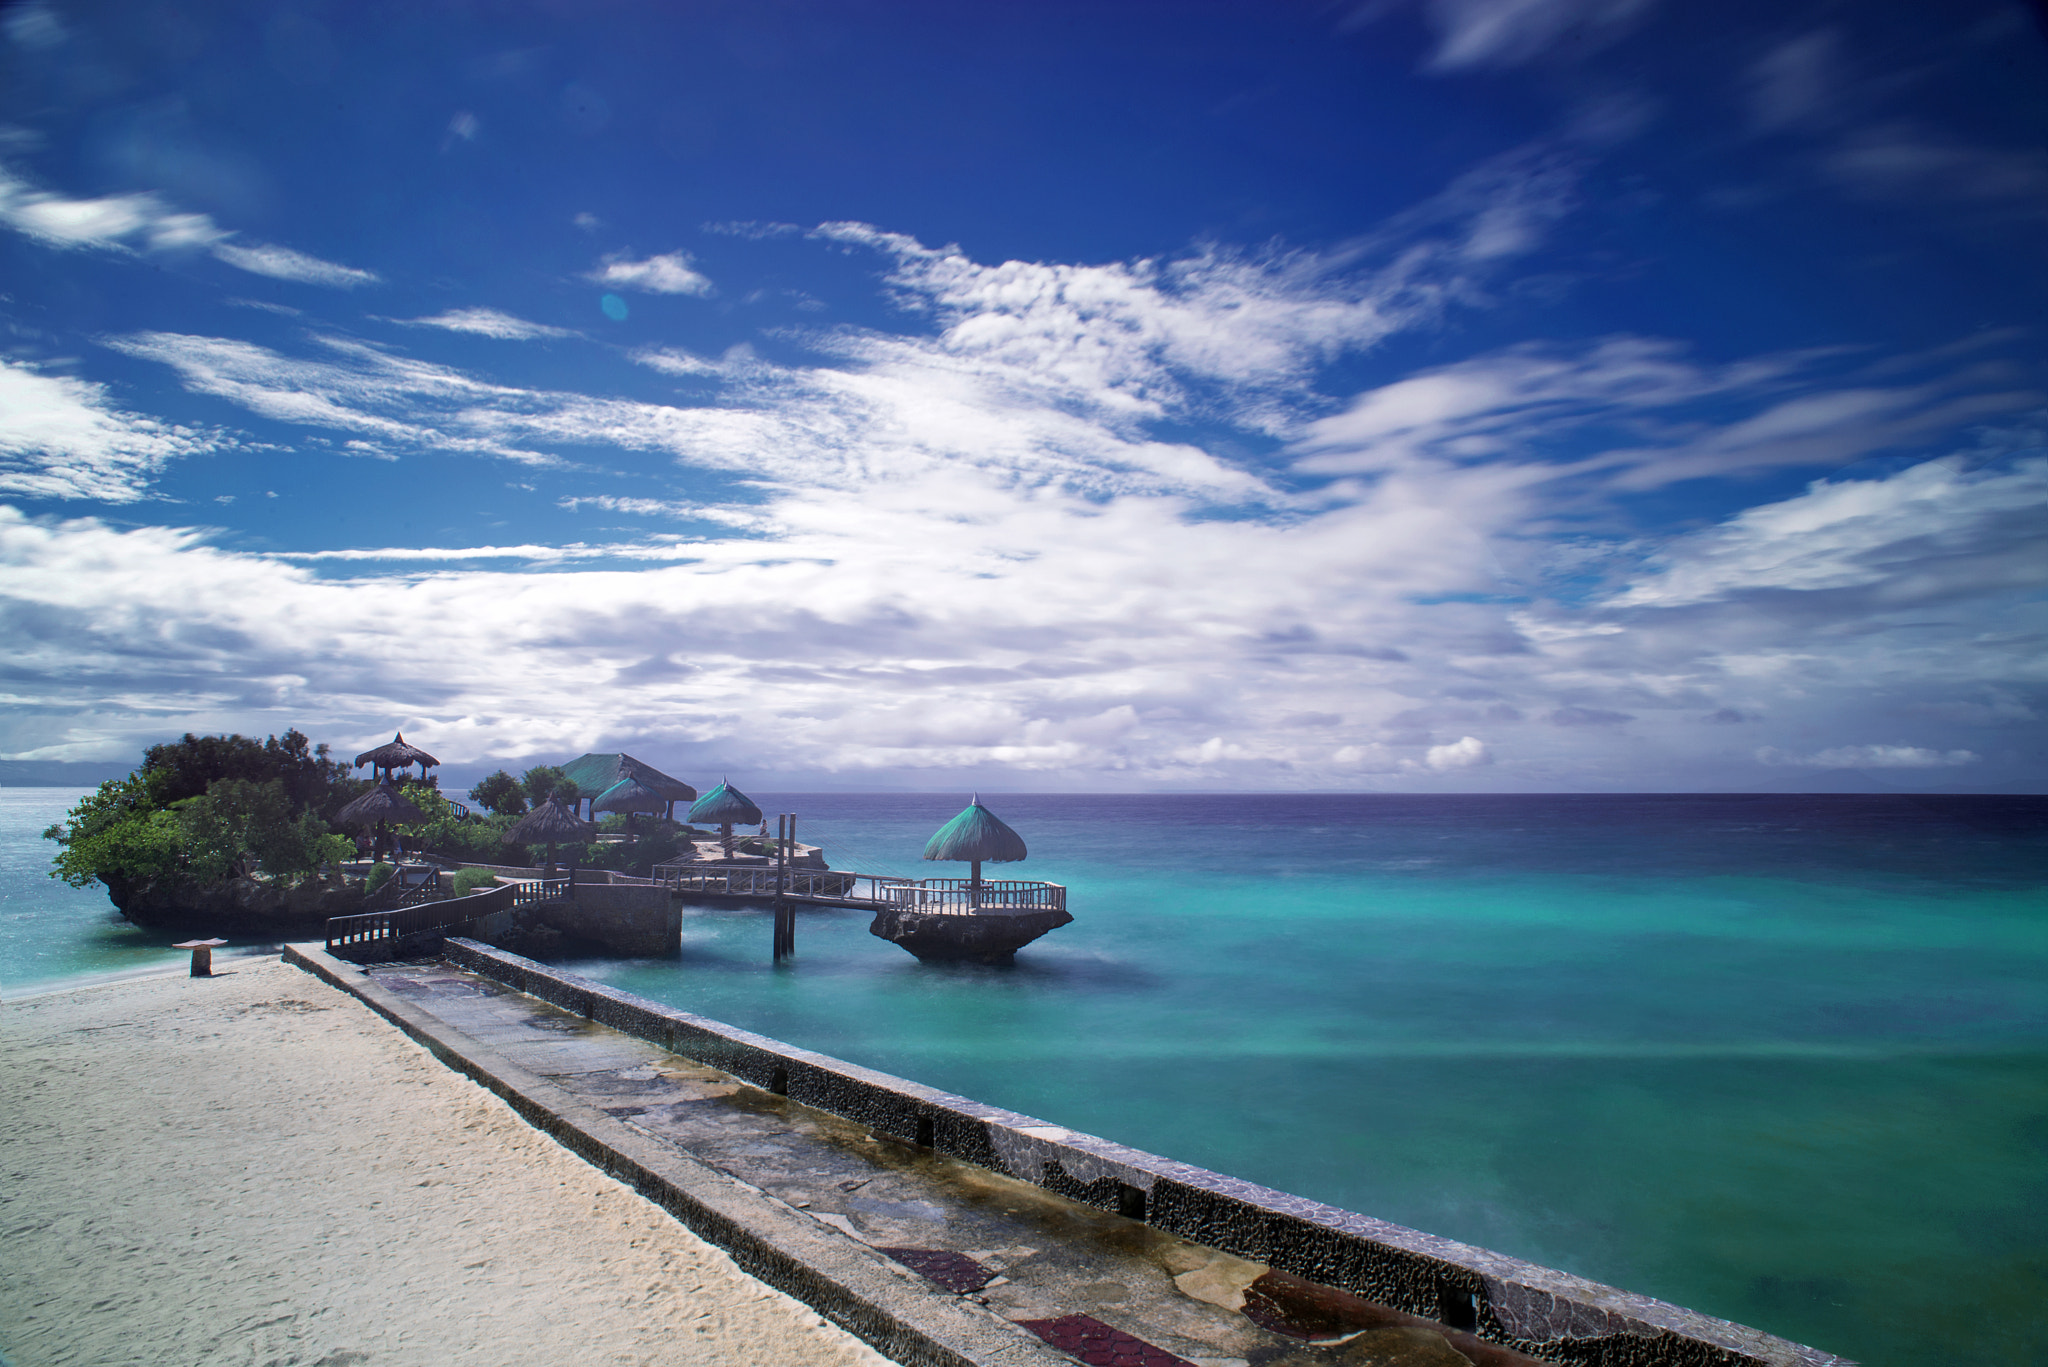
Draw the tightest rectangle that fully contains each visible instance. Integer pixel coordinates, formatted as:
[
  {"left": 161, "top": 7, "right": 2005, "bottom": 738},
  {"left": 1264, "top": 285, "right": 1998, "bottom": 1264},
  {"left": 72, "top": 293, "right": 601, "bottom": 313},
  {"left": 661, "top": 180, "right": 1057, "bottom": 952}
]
[
  {"left": 1292, "top": 337, "right": 2039, "bottom": 490},
  {"left": 1609, "top": 455, "right": 2048, "bottom": 608},
  {"left": 0, "top": 164, "right": 225, "bottom": 252},
  {"left": 0, "top": 360, "right": 221, "bottom": 502},
  {"left": 1822, "top": 122, "right": 2048, "bottom": 215},
  {"left": 587, "top": 250, "right": 714, "bottom": 296},
  {"left": 1421, "top": 0, "right": 1655, "bottom": 72},
  {"left": 210, "top": 241, "right": 381, "bottom": 288},
  {"left": 399, "top": 308, "right": 577, "bottom": 341},
  {"left": 1425, "top": 735, "right": 1491, "bottom": 769},
  {"left": 1744, "top": 30, "right": 1842, "bottom": 134},
  {"left": 1759, "top": 745, "right": 1978, "bottom": 769}
]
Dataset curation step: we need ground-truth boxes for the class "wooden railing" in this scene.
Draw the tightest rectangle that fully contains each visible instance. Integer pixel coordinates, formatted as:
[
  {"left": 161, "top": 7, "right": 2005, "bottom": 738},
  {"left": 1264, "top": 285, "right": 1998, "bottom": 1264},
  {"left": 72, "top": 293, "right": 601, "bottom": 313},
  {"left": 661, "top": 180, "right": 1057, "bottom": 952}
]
[
  {"left": 508, "top": 877, "right": 569, "bottom": 906},
  {"left": 326, "top": 883, "right": 515, "bottom": 959}
]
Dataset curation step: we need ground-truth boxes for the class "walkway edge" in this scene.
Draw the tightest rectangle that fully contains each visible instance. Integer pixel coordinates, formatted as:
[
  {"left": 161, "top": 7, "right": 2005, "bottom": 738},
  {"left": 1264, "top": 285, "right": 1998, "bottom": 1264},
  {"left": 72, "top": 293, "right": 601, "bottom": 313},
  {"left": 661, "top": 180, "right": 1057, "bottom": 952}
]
[{"left": 283, "top": 942, "right": 1070, "bottom": 1367}]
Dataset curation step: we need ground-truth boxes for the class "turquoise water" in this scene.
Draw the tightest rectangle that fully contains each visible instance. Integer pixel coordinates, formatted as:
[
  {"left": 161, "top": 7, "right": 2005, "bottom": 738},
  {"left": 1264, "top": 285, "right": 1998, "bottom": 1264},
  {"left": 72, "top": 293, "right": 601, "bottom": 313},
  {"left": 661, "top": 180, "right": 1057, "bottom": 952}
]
[
  {"left": 0, "top": 788, "right": 285, "bottom": 992},
  {"left": 7, "top": 788, "right": 2044, "bottom": 1364}
]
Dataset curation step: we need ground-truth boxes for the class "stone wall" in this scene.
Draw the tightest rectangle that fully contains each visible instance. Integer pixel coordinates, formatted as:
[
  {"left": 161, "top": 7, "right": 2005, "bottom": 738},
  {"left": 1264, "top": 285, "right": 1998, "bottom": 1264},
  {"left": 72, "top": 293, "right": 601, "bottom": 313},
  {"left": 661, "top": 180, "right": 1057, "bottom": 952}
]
[{"left": 441, "top": 938, "right": 1849, "bottom": 1367}]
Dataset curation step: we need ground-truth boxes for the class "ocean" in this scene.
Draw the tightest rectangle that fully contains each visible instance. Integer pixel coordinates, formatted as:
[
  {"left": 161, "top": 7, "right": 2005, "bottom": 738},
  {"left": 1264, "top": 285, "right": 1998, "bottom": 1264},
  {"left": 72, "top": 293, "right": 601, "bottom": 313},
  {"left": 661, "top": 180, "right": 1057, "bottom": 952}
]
[{"left": 6, "top": 787, "right": 2044, "bottom": 1366}]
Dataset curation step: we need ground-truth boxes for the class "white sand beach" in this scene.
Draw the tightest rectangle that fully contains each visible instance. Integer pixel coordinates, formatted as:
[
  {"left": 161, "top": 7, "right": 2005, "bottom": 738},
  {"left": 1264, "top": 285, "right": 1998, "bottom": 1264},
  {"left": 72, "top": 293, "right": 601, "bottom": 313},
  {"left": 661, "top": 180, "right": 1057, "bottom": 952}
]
[{"left": 0, "top": 957, "right": 892, "bottom": 1367}]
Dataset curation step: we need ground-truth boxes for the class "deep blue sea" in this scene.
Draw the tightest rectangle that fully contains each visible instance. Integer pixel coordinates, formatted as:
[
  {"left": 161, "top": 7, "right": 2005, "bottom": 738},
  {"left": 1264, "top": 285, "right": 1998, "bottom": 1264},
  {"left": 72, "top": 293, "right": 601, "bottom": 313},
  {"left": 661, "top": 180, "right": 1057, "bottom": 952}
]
[{"left": 6, "top": 788, "right": 2044, "bottom": 1366}]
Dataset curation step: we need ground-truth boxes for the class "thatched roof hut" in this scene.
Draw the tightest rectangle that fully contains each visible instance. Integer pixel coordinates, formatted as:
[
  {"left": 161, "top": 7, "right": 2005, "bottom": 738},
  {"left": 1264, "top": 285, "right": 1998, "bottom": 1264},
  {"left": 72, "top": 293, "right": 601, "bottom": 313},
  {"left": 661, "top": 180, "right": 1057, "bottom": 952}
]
[
  {"left": 354, "top": 731, "right": 439, "bottom": 781},
  {"left": 503, "top": 797, "right": 595, "bottom": 846},
  {"left": 560, "top": 753, "right": 695, "bottom": 818},
  {"left": 922, "top": 798, "right": 1028, "bottom": 864},
  {"left": 336, "top": 778, "right": 428, "bottom": 830},
  {"left": 687, "top": 780, "right": 763, "bottom": 857},
  {"left": 503, "top": 796, "right": 595, "bottom": 876},
  {"left": 595, "top": 776, "right": 669, "bottom": 814},
  {"left": 923, "top": 798, "right": 1026, "bottom": 906},
  {"left": 688, "top": 781, "right": 763, "bottom": 827}
]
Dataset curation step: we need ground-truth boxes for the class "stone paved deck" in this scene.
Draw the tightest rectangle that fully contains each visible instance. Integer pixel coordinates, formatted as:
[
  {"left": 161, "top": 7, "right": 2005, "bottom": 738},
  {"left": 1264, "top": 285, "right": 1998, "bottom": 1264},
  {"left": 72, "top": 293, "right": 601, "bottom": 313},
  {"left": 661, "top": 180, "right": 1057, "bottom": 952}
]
[{"left": 354, "top": 955, "right": 1549, "bottom": 1367}]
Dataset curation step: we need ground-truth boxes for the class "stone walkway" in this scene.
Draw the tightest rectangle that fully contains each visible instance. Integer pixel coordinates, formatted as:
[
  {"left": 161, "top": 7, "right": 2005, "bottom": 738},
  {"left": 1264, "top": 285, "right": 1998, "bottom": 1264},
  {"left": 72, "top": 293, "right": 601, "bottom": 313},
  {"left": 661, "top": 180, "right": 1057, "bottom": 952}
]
[{"left": 359, "top": 957, "right": 1550, "bottom": 1367}]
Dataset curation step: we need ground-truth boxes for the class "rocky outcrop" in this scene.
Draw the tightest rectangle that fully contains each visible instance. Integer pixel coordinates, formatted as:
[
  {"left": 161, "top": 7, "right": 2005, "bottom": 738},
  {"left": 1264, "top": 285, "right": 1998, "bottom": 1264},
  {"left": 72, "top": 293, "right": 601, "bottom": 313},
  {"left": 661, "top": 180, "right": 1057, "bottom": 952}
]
[
  {"left": 868, "top": 905, "right": 1073, "bottom": 963},
  {"left": 103, "top": 870, "right": 367, "bottom": 936}
]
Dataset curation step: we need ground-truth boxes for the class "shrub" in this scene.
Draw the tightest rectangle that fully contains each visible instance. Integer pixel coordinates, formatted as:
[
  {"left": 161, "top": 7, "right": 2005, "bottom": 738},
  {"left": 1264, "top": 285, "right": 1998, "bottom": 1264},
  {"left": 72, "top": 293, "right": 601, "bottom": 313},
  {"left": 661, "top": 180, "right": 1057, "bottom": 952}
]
[
  {"left": 365, "top": 862, "right": 395, "bottom": 893},
  {"left": 449, "top": 867, "right": 500, "bottom": 897}
]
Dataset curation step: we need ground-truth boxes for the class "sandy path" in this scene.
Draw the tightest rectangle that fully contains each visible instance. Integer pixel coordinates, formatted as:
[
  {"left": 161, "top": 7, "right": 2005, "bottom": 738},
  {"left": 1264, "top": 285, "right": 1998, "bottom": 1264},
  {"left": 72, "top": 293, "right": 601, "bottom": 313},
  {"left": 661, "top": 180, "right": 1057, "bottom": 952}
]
[{"left": 0, "top": 958, "right": 894, "bottom": 1367}]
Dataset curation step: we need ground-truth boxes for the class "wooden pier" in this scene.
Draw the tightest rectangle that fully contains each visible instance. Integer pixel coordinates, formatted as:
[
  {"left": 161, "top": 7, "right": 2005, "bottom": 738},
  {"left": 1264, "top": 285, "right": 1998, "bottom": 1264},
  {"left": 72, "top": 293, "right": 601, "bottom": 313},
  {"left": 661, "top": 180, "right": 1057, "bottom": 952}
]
[{"left": 650, "top": 862, "right": 1065, "bottom": 915}]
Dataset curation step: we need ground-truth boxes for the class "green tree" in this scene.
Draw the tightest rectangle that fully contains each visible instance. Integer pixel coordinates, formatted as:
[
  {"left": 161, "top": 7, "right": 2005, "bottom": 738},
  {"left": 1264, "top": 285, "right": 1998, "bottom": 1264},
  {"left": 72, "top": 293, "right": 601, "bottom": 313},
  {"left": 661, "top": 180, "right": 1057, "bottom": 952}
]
[
  {"left": 468, "top": 769, "right": 528, "bottom": 816},
  {"left": 520, "top": 766, "right": 577, "bottom": 807}
]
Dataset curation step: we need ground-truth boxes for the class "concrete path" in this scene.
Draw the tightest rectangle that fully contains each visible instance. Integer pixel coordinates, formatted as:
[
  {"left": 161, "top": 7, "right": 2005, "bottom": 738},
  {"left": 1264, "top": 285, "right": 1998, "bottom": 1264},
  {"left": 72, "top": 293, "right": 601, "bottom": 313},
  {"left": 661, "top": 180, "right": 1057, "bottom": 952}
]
[{"left": 296, "top": 949, "right": 1551, "bottom": 1367}]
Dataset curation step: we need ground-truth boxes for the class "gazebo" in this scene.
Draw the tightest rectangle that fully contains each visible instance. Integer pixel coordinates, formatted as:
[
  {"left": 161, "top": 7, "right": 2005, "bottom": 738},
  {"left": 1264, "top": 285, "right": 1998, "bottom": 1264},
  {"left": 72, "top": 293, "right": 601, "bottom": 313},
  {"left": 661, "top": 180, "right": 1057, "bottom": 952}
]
[
  {"left": 335, "top": 777, "right": 428, "bottom": 863},
  {"left": 594, "top": 775, "right": 668, "bottom": 839},
  {"left": 687, "top": 780, "right": 763, "bottom": 858},
  {"left": 503, "top": 796, "right": 595, "bottom": 876},
  {"left": 354, "top": 732, "right": 438, "bottom": 784},
  {"left": 558, "top": 753, "right": 695, "bottom": 821},
  {"left": 922, "top": 796, "right": 1028, "bottom": 909}
]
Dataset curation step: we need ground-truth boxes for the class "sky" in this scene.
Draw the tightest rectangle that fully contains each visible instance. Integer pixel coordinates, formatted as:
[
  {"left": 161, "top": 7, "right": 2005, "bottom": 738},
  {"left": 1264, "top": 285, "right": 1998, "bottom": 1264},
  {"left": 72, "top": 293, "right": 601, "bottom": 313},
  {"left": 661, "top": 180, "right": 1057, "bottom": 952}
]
[{"left": 1, "top": 0, "right": 2044, "bottom": 793}]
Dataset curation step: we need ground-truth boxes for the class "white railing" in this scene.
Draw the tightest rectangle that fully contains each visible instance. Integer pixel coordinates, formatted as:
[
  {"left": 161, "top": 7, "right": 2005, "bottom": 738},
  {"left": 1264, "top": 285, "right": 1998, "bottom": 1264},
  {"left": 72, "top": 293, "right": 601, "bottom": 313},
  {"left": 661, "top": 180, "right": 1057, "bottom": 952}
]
[
  {"left": 880, "top": 878, "right": 1067, "bottom": 914},
  {"left": 650, "top": 864, "right": 1063, "bottom": 914}
]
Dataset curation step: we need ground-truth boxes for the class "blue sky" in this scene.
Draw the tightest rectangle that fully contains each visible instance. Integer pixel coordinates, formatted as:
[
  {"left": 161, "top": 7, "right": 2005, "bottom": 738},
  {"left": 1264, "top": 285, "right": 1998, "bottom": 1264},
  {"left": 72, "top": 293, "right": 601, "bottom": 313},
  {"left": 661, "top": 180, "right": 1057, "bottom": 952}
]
[{"left": 1, "top": 0, "right": 2043, "bottom": 792}]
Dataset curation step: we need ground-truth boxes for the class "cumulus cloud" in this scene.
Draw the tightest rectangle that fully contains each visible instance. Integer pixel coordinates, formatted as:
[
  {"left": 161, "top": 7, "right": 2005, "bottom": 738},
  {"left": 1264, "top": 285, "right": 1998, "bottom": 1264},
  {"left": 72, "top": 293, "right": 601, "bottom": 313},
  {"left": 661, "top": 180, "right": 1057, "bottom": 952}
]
[
  {"left": 587, "top": 250, "right": 713, "bottom": 295},
  {"left": 0, "top": 360, "right": 222, "bottom": 502},
  {"left": 397, "top": 308, "right": 577, "bottom": 341},
  {"left": 1425, "top": 735, "right": 1491, "bottom": 769}
]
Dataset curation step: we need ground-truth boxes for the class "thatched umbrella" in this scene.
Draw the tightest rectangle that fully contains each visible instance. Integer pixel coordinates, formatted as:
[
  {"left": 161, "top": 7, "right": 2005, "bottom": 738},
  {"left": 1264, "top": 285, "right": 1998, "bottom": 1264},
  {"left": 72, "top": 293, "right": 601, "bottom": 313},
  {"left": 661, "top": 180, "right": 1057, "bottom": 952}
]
[
  {"left": 502, "top": 796, "right": 595, "bottom": 876},
  {"left": 594, "top": 775, "right": 668, "bottom": 839},
  {"left": 922, "top": 796, "right": 1027, "bottom": 908},
  {"left": 336, "top": 778, "right": 429, "bottom": 863},
  {"left": 688, "top": 780, "right": 763, "bottom": 858},
  {"left": 355, "top": 731, "right": 439, "bottom": 783}
]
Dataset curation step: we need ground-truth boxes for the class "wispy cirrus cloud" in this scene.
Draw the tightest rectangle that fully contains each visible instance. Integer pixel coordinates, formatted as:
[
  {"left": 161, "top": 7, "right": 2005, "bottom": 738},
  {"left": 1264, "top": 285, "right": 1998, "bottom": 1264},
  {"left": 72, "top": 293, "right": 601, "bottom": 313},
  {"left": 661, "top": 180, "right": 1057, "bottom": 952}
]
[
  {"left": 0, "top": 161, "right": 380, "bottom": 285},
  {"left": 1292, "top": 335, "right": 2041, "bottom": 490},
  {"left": 396, "top": 307, "right": 578, "bottom": 341},
  {"left": 0, "top": 359, "right": 224, "bottom": 502},
  {"left": 209, "top": 241, "right": 379, "bottom": 288},
  {"left": 1759, "top": 744, "right": 1978, "bottom": 769}
]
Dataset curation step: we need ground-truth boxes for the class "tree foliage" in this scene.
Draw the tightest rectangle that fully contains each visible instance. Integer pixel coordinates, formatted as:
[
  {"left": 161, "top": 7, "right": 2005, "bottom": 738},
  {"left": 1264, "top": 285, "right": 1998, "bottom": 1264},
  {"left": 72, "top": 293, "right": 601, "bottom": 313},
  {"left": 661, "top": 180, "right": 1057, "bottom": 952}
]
[
  {"left": 47, "top": 732, "right": 358, "bottom": 891},
  {"left": 468, "top": 769, "right": 528, "bottom": 817}
]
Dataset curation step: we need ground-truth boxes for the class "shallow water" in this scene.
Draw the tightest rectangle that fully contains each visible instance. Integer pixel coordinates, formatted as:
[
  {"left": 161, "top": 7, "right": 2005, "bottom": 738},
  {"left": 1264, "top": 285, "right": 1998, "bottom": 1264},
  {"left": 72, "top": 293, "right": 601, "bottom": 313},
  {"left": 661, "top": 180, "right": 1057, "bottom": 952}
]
[
  {"left": 0, "top": 788, "right": 284, "bottom": 994},
  {"left": 7, "top": 788, "right": 2044, "bottom": 1364}
]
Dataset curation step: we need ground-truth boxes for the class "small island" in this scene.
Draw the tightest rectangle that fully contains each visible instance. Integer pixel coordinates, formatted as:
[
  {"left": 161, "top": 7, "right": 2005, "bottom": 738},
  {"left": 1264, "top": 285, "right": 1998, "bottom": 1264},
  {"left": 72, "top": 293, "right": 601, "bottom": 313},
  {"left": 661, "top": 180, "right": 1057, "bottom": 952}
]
[{"left": 41, "top": 730, "right": 707, "bottom": 937}]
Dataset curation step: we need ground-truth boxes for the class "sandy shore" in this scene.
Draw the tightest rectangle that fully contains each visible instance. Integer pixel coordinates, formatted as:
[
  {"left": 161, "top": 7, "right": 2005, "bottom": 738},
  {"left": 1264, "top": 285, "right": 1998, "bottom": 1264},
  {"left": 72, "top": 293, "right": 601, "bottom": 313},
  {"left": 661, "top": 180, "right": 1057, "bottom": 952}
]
[{"left": 0, "top": 957, "right": 893, "bottom": 1367}]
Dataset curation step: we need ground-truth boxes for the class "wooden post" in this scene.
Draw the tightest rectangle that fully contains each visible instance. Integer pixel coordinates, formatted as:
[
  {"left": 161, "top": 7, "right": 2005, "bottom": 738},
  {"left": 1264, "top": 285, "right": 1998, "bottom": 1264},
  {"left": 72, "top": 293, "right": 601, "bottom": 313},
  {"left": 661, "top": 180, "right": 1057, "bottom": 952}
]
[
  {"left": 772, "top": 813, "right": 791, "bottom": 962},
  {"left": 970, "top": 857, "right": 982, "bottom": 911}
]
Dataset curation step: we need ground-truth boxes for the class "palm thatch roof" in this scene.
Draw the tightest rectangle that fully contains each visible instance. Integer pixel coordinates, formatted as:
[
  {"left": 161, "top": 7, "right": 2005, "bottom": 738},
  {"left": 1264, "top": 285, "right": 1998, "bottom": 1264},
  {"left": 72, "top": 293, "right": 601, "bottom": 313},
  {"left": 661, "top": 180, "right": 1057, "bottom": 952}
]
[
  {"left": 923, "top": 799, "right": 1027, "bottom": 864},
  {"left": 688, "top": 780, "right": 763, "bottom": 827},
  {"left": 594, "top": 776, "right": 669, "bottom": 814},
  {"left": 503, "top": 796, "right": 595, "bottom": 845},
  {"left": 354, "top": 731, "right": 438, "bottom": 771},
  {"left": 336, "top": 778, "right": 429, "bottom": 829},
  {"left": 559, "top": 753, "right": 695, "bottom": 802}
]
